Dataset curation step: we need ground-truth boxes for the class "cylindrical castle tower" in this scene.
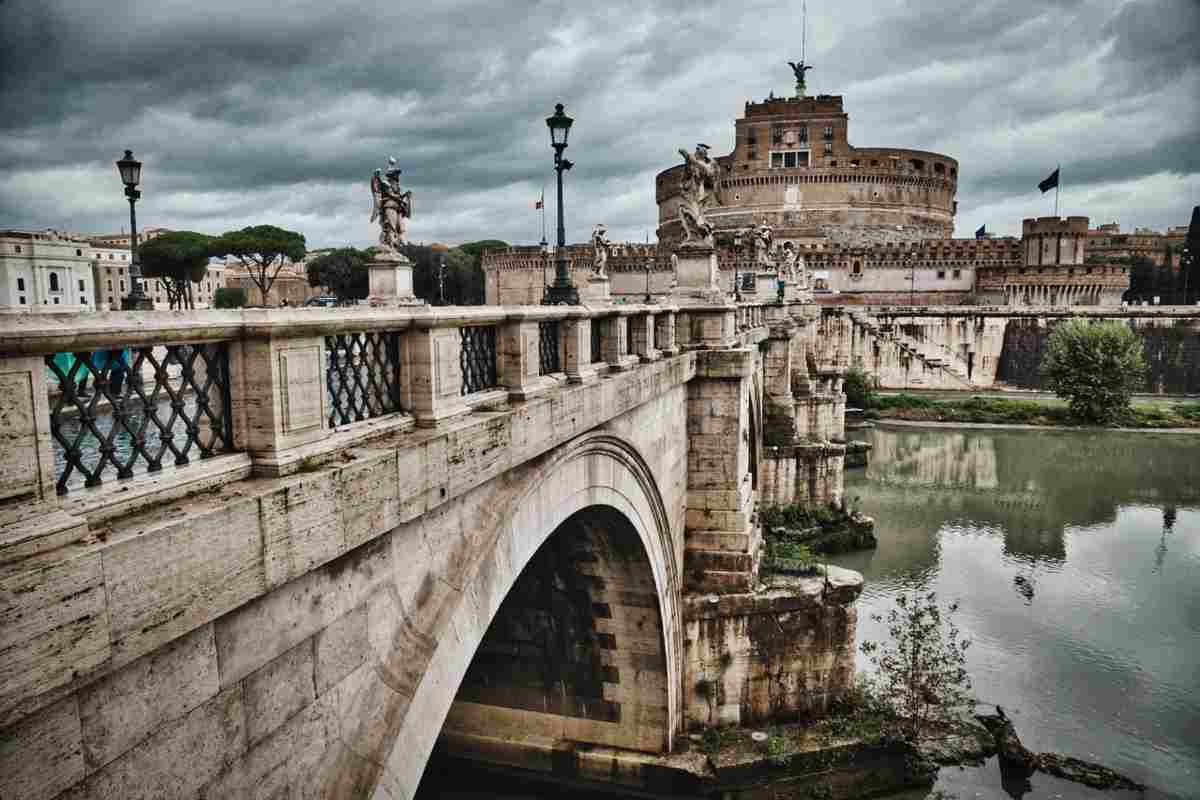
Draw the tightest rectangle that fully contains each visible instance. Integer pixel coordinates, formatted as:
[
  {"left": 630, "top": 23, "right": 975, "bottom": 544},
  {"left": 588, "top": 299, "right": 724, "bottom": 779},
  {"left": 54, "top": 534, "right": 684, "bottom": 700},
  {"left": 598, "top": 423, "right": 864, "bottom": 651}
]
[{"left": 655, "top": 94, "right": 959, "bottom": 248}]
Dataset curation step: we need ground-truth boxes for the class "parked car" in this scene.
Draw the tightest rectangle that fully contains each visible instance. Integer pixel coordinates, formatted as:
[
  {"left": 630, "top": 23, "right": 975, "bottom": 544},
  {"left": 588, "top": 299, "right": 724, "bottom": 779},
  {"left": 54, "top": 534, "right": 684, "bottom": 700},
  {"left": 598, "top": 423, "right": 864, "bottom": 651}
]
[{"left": 303, "top": 295, "right": 339, "bottom": 308}]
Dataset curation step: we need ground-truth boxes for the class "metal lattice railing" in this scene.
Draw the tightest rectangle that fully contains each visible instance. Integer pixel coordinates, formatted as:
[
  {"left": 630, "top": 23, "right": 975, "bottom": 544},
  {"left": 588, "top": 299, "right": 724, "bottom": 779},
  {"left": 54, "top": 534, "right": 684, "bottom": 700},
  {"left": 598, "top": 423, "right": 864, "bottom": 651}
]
[
  {"left": 325, "top": 331, "right": 402, "bottom": 427},
  {"left": 591, "top": 319, "right": 603, "bottom": 364},
  {"left": 460, "top": 325, "right": 498, "bottom": 395},
  {"left": 45, "top": 344, "right": 233, "bottom": 495},
  {"left": 538, "top": 321, "right": 560, "bottom": 375}
]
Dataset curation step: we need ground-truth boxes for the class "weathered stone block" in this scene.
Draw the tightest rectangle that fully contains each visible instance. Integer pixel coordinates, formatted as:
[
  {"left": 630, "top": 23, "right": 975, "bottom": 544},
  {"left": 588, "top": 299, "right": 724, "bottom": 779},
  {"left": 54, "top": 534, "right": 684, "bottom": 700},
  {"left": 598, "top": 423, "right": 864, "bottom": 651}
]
[
  {"left": 65, "top": 686, "right": 245, "bottom": 800},
  {"left": 102, "top": 496, "right": 265, "bottom": 668},
  {"left": 0, "top": 695, "right": 83, "bottom": 800},
  {"left": 242, "top": 637, "right": 316, "bottom": 746},
  {"left": 314, "top": 605, "right": 370, "bottom": 696},
  {"left": 214, "top": 536, "right": 390, "bottom": 688},
  {"left": 0, "top": 551, "right": 109, "bottom": 725},
  {"left": 77, "top": 623, "right": 219, "bottom": 771},
  {"left": 198, "top": 690, "right": 339, "bottom": 800}
]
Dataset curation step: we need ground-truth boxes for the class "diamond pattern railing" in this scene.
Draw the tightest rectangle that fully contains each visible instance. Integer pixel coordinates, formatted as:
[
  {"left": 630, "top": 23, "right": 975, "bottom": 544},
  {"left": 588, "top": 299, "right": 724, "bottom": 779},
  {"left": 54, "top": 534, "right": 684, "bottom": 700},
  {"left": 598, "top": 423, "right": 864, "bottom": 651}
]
[
  {"left": 325, "top": 331, "right": 402, "bottom": 427},
  {"left": 44, "top": 344, "right": 233, "bottom": 496},
  {"left": 538, "top": 321, "right": 560, "bottom": 376},
  {"left": 460, "top": 325, "right": 498, "bottom": 395}
]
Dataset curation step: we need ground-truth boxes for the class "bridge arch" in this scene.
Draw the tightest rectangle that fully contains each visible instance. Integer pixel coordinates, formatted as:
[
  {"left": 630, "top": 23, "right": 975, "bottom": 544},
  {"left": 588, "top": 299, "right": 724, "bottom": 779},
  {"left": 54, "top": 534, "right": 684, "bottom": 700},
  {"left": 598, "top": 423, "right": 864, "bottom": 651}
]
[{"left": 329, "top": 430, "right": 681, "bottom": 798}]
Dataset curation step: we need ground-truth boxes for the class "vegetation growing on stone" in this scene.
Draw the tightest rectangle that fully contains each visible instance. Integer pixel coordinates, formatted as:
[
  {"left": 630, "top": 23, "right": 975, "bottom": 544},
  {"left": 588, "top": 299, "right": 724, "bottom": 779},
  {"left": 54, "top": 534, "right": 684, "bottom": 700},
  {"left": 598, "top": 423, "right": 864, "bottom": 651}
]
[
  {"left": 1041, "top": 319, "right": 1148, "bottom": 424},
  {"left": 860, "top": 592, "right": 973, "bottom": 744}
]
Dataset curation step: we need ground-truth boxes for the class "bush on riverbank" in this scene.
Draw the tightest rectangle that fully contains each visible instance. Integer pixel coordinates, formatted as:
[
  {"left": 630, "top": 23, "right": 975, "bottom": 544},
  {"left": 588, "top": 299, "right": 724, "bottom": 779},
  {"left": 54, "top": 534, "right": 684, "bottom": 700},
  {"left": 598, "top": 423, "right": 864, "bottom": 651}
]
[
  {"left": 874, "top": 394, "right": 1200, "bottom": 428},
  {"left": 1042, "top": 319, "right": 1147, "bottom": 424},
  {"left": 843, "top": 367, "right": 879, "bottom": 409}
]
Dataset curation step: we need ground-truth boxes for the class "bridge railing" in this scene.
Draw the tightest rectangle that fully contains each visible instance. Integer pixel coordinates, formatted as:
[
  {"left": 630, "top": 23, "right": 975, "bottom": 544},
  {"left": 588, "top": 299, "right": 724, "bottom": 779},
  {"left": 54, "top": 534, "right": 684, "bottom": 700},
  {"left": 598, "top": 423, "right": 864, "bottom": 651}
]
[{"left": 0, "top": 301, "right": 780, "bottom": 521}]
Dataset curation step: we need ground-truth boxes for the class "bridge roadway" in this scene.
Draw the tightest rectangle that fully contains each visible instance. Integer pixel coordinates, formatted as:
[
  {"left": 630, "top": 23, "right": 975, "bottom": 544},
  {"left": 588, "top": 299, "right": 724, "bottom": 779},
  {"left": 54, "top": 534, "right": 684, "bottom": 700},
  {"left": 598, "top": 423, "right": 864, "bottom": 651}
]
[{"left": 0, "top": 300, "right": 861, "bottom": 799}]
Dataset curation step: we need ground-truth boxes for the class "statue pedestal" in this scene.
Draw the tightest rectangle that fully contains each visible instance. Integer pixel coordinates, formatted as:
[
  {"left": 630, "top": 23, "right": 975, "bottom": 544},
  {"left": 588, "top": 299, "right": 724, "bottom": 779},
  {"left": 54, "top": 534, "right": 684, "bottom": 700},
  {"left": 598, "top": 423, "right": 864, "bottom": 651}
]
[
  {"left": 582, "top": 275, "right": 611, "bottom": 304},
  {"left": 367, "top": 255, "right": 422, "bottom": 306},
  {"left": 671, "top": 245, "right": 725, "bottom": 304}
]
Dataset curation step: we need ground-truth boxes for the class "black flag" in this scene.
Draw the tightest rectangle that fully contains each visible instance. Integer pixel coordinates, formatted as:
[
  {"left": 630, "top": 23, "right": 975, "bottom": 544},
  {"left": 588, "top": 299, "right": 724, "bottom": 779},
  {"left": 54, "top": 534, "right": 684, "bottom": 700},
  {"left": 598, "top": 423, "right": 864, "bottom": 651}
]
[
  {"left": 1038, "top": 168, "right": 1060, "bottom": 193},
  {"left": 975, "top": 224, "right": 986, "bottom": 239}
]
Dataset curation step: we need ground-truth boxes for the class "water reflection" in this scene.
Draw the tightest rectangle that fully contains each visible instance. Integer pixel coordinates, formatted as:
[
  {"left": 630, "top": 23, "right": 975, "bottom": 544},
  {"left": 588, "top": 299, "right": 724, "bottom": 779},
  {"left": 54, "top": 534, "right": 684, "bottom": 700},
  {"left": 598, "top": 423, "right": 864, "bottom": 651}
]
[{"left": 834, "top": 426, "right": 1200, "bottom": 797}]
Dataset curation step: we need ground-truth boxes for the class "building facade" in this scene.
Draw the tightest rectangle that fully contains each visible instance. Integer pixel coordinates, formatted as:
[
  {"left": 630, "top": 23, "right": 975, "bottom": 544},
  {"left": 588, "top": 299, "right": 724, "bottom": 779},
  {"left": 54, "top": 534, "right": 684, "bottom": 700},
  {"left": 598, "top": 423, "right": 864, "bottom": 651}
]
[{"left": 0, "top": 229, "right": 95, "bottom": 312}]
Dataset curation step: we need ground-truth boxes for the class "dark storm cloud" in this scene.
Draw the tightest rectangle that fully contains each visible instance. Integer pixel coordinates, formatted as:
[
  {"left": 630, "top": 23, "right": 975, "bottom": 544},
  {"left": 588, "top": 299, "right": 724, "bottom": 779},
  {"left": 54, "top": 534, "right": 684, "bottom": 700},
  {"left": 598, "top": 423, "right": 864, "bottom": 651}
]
[{"left": 0, "top": 0, "right": 1197, "bottom": 246}]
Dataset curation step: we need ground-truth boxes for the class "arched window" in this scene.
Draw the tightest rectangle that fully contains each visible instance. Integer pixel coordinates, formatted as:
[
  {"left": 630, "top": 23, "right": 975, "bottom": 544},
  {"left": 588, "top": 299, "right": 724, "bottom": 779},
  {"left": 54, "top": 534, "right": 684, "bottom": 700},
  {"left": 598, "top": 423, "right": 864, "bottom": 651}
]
[{"left": 49, "top": 272, "right": 60, "bottom": 292}]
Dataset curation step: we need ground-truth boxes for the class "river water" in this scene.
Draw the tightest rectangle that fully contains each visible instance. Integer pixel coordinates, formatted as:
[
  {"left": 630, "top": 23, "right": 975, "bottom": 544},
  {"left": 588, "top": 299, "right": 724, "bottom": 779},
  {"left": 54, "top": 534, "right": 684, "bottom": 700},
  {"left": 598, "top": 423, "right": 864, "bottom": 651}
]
[{"left": 832, "top": 425, "right": 1200, "bottom": 799}]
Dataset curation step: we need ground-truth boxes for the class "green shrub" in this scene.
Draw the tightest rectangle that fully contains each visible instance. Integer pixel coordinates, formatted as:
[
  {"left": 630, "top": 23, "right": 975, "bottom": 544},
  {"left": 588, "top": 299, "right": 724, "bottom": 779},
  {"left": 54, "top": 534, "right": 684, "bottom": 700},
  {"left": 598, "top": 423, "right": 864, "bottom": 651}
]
[
  {"left": 843, "top": 367, "right": 878, "bottom": 409},
  {"left": 1041, "top": 320, "right": 1147, "bottom": 424},
  {"left": 213, "top": 287, "right": 247, "bottom": 309}
]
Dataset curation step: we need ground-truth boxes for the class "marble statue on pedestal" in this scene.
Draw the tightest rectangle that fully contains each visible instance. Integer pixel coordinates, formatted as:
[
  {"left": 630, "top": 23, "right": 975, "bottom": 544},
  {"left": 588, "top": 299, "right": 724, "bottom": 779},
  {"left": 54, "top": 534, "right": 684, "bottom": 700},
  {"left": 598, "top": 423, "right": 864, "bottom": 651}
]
[
  {"left": 676, "top": 143, "right": 720, "bottom": 247},
  {"left": 591, "top": 224, "right": 612, "bottom": 278},
  {"left": 753, "top": 224, "right": 774, "bottom": 269},
  {"left": 370, "top": 157, "right": 412, "bottom": 257}
]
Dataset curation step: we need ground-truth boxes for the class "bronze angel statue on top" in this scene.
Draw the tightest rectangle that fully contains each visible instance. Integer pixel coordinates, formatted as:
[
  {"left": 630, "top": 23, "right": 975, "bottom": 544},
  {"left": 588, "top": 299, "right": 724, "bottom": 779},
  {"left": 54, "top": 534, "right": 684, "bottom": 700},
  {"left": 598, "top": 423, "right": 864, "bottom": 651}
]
[{"left": 370, "top": 157, "right": 412, "bottom": 255}]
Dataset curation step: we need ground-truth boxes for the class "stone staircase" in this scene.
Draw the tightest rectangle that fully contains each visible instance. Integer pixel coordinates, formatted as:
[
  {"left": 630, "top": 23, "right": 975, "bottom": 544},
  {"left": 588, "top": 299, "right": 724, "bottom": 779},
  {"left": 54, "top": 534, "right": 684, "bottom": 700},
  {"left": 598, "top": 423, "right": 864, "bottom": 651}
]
[{"left": 849, "top": 311, "right": 975, "bottom": 389}]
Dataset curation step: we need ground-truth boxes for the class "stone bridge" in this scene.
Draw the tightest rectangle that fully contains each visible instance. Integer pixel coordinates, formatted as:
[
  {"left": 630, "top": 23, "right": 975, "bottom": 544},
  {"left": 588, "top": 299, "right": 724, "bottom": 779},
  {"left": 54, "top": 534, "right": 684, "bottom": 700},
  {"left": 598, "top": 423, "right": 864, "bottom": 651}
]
[{"left": 0, "top": 300, "right": 861, "bottom": 799}]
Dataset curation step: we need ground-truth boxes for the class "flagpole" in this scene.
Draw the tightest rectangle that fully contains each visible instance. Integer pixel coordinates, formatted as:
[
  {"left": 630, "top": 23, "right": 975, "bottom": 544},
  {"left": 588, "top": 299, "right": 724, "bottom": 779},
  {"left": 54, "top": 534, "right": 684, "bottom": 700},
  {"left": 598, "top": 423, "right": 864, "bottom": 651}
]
[{"left": 1054, "top": 163, "right": 1060, "bottom": 217}]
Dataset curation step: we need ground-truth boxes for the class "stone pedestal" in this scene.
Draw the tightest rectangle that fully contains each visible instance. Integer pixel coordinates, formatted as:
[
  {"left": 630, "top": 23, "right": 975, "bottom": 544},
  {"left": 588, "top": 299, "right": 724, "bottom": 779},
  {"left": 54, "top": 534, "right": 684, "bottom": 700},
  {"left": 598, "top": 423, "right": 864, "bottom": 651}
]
[
  {"left": 671, "top": 245, "right": 725, "bottom": 304},
  {"left": 367, "top": 255, "right": 422, "bottom": 306},
  {"left": 581, "top": 275, "right": 611, "bottom": 304}
]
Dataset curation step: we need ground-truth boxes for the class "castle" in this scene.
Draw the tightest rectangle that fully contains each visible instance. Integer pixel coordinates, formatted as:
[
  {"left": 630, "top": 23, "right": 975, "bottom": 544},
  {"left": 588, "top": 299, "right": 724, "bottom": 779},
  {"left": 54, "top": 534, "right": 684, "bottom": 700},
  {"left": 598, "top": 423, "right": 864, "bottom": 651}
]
[{"left": 484, "top": 73, "right": 1133, "bottom": 308}]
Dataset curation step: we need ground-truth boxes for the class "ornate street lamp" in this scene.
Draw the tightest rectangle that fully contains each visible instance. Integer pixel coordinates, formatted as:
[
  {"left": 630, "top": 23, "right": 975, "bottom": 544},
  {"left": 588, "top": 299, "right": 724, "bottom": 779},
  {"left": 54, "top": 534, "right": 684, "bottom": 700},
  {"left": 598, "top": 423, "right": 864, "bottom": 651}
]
[
  {"left": 543, "top": 103, "right": 579, "bottom": 305},
  {"left": 116, "top": 150, "right": 153, "bottom": 310}
]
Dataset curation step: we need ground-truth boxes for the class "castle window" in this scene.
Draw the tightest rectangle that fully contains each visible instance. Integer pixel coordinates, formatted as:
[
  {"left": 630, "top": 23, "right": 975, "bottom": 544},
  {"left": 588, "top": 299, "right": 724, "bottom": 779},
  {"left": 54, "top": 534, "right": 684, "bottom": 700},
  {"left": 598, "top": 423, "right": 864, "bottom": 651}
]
[
  {"left": 772, "top": 124, "right": 783, "bottom": 145},
  {"left": 934, "top": 163, "right": 945, "bottom": 175},
  {"left": 937, "top": 270, "right": 946, "bottom": 279},
  {"left": 78, "top": 279, "right": 85, "bottom": 292},
  {"left": 19, "top": 296, "right": 26, "bottom": 305},
  {"left": 17, "top": 277, "right": 25, "bottom": 291},
  {"left": 950, "top": 168, "right": 957, "bottom": 177},
  {"left": 852, "top": 260, "right": 862, "bottom": 275},
  {"left": 49, "top": 272, "right": 60, "bottom": 292},
  {"left": 14, "top": 245, "right": 20, "bottom": 253},
  {"left": 824, "top": 142, "right": 833, "bottom": 155},
  {"left": 850, "top": 159, "right": 860, "bottom": 167},
  {"left": 952, "top": 269, "right": 961, "bottom": 279},
  {"left": 797, "top": 125, "right": 808, "bottom": 142},
  {"left": 76, "top": 248, "right": 82, "bottom": 256},
  {"left": 871, "top": 159, "right": 879, "bottom": 166},
  {"left": 911, "top": 159, "right": 925, "bottom": 172},
  {"left": 823, "top": 126, "right": 833, "bottom": 140},
  {"left": 830, "top": 160, "right": 838, "bottom": 167}
]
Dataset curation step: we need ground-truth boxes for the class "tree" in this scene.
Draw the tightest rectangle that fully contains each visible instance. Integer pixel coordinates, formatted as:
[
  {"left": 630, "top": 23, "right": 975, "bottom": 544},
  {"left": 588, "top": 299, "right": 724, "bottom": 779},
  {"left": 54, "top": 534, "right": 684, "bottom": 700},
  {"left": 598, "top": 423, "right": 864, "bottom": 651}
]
[
  {"left": 399, "top": 239, "right": 504, "bottom": 305},
  {"left": 305, "top": 247, "right": 370, "bottom": 302},
  {"left": 1041, "top": 319, "right": 1147, "bottom": 424},
  {"left": 843, "top": 366, "right": 878, "bottom": 409},
  {"left": 213, "top": 225, "right": 306, "bottom": 305},
  {"left": 213, "top": 287, "right": 247, "bottom": 308},
  {"left": 860, "top": 592, "right": 972, "bottom": 743},
  {"left": 138, "top": 231, "right": 213, "bottom": 309}
]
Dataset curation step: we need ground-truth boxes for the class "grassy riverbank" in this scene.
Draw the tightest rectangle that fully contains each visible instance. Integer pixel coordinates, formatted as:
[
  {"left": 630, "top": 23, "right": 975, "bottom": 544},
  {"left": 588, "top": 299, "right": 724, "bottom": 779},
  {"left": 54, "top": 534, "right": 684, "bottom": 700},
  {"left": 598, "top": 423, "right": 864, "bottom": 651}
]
[{"left": 868, "top": 394, "right": 1200, "bottom": 428}]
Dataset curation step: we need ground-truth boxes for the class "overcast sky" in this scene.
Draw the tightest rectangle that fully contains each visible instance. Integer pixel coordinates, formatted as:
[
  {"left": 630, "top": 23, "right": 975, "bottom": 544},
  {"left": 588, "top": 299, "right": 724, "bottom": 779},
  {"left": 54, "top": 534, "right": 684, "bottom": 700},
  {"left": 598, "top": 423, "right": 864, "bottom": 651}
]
[{"left": 2, "top": 0, "right": 1197, "bottom": 249}]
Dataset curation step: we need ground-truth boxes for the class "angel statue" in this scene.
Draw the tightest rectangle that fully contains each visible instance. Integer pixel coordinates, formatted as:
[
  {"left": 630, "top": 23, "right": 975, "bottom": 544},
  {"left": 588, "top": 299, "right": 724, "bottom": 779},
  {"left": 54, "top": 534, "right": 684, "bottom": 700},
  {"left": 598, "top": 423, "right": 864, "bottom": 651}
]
[
  {"left": 788, "top": 60, "right": 813, "bottom": 97},
  {"left": 370, "top": 157, "right": 412, "bottom": 256},
  {"left": 591, "top": 224, "right": 612, "bottom": 278},
  {"left": 779, "top": 241, "right": 808, "bottom": 287},
  {"left": 676, "top": 143, "right": 720, "bottom": 247},
  {"left": 753, "top": 223, "right": 774, "bottom": 268}
]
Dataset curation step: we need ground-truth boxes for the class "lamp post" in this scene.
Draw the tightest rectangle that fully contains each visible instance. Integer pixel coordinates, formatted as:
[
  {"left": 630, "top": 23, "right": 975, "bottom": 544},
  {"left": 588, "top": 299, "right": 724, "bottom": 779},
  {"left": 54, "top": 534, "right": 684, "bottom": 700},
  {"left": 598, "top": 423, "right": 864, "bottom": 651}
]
[
  {"left": 116, "top": 150, "right": 153, "bottom": 310},
  {"left": 543, "top": 103, "right": 579, "bottom": 305},
  {"left": 437, "top": 253, "right": 447, "bottom": 306}
]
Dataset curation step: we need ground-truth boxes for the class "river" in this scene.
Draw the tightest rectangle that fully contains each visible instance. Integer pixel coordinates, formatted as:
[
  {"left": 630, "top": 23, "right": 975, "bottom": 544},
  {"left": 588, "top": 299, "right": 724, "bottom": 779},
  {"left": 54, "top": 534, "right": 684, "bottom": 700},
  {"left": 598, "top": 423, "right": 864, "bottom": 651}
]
[{"left": 831, "top": 424, "right": 1200, "bottom": 799}]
